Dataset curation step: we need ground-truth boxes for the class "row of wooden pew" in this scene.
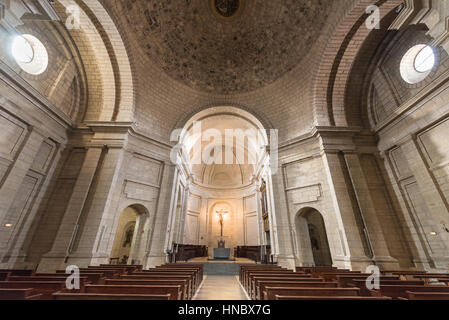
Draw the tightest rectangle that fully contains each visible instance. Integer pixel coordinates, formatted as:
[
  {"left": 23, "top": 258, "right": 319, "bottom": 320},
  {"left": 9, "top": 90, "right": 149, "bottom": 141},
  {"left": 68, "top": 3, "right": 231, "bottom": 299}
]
[
  {"left": 0, "top": 263, "right": 203, "bottom": 300},
  {"left": 240, "top": 265, "right": 449, "bottom": 300}
]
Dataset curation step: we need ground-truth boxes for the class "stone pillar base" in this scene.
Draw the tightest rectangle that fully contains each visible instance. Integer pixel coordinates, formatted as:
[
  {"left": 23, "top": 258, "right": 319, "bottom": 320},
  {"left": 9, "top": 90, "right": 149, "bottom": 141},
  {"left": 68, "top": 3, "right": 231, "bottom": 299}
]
[
  {"left": 276, "top": 255, "right": 296, "bottom": 271},
  {"left": 145, "top": 254, "right": 167, "bottom": 269},
  {"left": 37, "top": 255, "right": 67, "bottom": 273},
  {"left": 430, "top": 255, "right": 449, "bottom": 272},
  {"left": 334, "top": 255, "right": 374, "bottom": 272},
  {"left": 38, "top": 252, "right": 100, "bottom": 273},
  {"left": 411, "top": 258, "right": 432, "bottom": 271},
  {"left": 0, "top": 253, "right": 36, "bottom": 270},
  {"left": 373, "top": 255, "right": 400, "bottom": 270}
]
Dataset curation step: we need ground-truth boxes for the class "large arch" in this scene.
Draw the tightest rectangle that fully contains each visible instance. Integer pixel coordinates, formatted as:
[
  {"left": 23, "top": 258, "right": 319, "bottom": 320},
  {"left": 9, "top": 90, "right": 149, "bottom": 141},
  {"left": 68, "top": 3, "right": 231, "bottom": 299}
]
[
  {"left": 312, "top": 0, "right": 403, "bottom": 127},
  {"left": 165, "top": 106, "right": 280, "bottom": 262},
  {"left": 54, "top": 0, "right": 135, "bottom": 122}
]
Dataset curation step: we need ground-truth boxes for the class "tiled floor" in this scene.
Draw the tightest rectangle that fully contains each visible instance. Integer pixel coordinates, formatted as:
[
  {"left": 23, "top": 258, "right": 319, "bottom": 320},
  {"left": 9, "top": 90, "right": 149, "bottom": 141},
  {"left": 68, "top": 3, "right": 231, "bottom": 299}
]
[{"left": 194, "top": 275, "right": 249, "bottom": 300}]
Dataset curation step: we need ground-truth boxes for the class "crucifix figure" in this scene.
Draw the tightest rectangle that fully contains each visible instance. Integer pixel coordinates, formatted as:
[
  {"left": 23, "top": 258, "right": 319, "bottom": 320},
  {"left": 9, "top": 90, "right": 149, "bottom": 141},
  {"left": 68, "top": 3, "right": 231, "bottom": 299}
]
[{"left": 216, "top": 209, "right": 229, "bottom": 237}]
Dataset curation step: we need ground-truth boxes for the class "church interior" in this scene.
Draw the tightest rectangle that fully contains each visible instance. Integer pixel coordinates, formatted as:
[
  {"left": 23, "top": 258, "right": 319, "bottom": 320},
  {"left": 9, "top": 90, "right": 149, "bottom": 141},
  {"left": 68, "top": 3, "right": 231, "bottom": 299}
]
[{"left": 1, "top": 0, "right": 449, "bottom": 301}]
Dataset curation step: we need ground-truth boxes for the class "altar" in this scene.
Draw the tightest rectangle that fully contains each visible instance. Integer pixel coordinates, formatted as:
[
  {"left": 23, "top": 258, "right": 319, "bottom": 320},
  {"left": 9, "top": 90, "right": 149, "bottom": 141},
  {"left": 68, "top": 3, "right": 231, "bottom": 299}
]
[
  {"left": 211, "top": 209, "right": 232, "bottom": 260},
  {"left": 213, "top": 248, "right": 231, "bottom": 259}
]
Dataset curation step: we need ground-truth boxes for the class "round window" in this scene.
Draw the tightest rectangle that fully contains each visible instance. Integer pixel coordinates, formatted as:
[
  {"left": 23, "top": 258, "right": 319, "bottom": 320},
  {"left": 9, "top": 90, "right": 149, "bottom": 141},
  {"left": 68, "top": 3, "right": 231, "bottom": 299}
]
[
  {"left": 11, "top": 34, "right": 48, "bottom": 75},
  {"left": 414, "top": 45, "right": 435, "bottom": 73},
  {"left": 400, "top": 44, "right": 436, "bottom": 84}
]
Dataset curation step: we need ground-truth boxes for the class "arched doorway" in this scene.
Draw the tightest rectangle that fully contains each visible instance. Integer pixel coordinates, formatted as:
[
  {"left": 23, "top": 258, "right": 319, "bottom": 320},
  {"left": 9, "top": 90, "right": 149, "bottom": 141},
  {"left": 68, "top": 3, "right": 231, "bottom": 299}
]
[
  {"left": 295, "top": 208, "right": 332, "bottom": 267},
  {"left": 110, "top": 205, "right": 148, "bottom": 265}
]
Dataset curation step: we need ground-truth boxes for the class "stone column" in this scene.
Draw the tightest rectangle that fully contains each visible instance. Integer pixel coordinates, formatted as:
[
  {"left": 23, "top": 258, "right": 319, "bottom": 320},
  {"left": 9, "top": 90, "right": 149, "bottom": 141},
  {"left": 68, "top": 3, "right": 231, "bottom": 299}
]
[
  {"left": 321, "top": 150, "right": 373, "bottom": 271},
  {"left": 0, "top": 129, "right": 45, "bottom": 223},
  {"left": 401, "top": 137, "right": 449, "bottom": 268},
  {"left": 3, "top": 143, "right": 65, "bottom": 268},
  {"left": 379, "top": 151, "right": 431, "bottom": 270},
  {"left": 268, "top": 168, "right": 295, "bottom": 270},
  {"left": 343, "top": 152, "right": 399, "bottom": 269},
  {"left": 145, "top": 163, "right": 177, "bottom": 268},
  {"left": 38, "top": 146, "right": 103, "bottom": 272},
  {"left": 401, "top": 138, "right": 449, "bottom": 236},
  {"left": 73, "top": 147, "right": 127, "bottom": 267},
  {"left": 176, "top": 183, "right": 190, "bottom": 244},
  {"left": 199, "top": 197, "right": 208, "bottom": 246},
  {"left": 255, "top": 181, "right": 266, "bottom": 246},
  {"left": 165, "top": 167, "right": 181, "bottom": 251}
]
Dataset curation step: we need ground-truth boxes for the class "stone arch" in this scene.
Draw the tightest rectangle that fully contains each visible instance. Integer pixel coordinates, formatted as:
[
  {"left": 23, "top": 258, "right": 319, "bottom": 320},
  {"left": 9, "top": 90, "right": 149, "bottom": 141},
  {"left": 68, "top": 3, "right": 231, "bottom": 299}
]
[
  {"left": 173, "top": 103, "right": 274, "bottom": 135},
  {"left": 55, "top": 0, "right": 135, "bottom": 123},
  {"left": 109, "top": 203, "right": 150, "bottom": 264},
  {"left": 312, "top": 0, "right": 403, "bottom": 127},
  {"left": 348, "top": 23, "right": 434, "bottom": 129},
  {"left": 295, "top": 207, "right": 333, "bottom": 267}
]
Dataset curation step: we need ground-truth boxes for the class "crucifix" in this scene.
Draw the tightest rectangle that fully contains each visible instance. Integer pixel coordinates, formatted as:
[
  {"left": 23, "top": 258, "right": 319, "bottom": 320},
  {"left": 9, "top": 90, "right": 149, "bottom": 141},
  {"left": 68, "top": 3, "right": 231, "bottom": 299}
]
[{"left": 216, "top": 209, "right": 229, "bottom": 237}]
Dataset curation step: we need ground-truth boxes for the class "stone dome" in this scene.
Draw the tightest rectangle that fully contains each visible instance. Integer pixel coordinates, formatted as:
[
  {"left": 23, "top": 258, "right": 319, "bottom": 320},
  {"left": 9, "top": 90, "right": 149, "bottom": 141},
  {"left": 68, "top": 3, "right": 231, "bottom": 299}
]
[{"left": 118, "top": 0, "right": 332, "bottom": 94}]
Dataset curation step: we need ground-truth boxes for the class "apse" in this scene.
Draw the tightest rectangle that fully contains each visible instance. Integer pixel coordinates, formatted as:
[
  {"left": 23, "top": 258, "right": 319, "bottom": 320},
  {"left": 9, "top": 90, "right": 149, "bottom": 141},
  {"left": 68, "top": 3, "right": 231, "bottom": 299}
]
[{"left": 166, "top": 107, "right": 275, "bottom": 260}]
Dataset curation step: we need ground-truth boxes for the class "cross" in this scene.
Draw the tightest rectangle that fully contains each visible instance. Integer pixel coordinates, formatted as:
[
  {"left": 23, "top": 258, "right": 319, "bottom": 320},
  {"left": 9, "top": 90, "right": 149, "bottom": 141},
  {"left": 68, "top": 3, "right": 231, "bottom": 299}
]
[{"left": 216, "top": 209, "right": 229, "bottom": 237}]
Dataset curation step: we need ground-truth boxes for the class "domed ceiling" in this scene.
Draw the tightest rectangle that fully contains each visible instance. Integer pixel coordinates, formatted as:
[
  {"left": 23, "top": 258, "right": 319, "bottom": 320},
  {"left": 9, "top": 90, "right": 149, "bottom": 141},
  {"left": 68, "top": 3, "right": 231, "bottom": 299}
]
[{"left": 117, "top": 0, "right": 332, "bottom": 94}]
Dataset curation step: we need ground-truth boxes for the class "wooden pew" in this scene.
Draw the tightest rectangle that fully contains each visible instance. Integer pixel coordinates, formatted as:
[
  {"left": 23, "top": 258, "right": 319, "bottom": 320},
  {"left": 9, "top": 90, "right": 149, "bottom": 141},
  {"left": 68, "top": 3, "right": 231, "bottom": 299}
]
[
  {"left": 413, "top": 274, "right": 449, "bottom": 284},
  {"left": 147, "top": 268, "right": 202, "bottom": 286},
  {"left": 250, "top": 276, "right": 323, "bottom": 299},
  {"left": 310, "top": 269, "right": 356, "bottom": 278},
  {"left": 84, "top": 284, "right": 182, "bottom": 300},
  {"left": 57, "top": 269, "right": 119, "bottom": 278},
  {"left": 413, "top": 273, "right": 449, "bottom": 277},
  {"left": 381, "top": 270, "right": 427, "bottom": 280},
  {"left": 0, "top": 269, "right": 34, "bottom": 276},
  {"left": 130, "top": 271, "right": 197, "bottom": 291},
  {"left": 296, "top": 266, "right": 339, "bottom": 274},
  {"left": 336, "top": 275, "right": 400, "bottom": 288},
  {"left": 275, "top": 295, "right": 392, "bottom": 300},
  {"left": 154, "top": 266, "right": 203, "bottom": 281},
  {"left": 381, "top": 270, "right": 427, "bottom": 275},
  {"left": 242, "top": 269, "right": 296, "bottom": 287},
  {"left": 86, "top": 266, "right": 128, "bottom": 275},
  {"left": 100, "top": 264, "right": 143, "bottom": 272},
  {"left": 0, "top": 281, "right": 66, "bottom": 300},
  {"left": 406, "top": 291, "right": 449, "bottom": 300},
  {"left": 161, "top": 264, "right": 204, "bottom": 279},
  {"left": 370, "top": 284, "right": 449, "bottom": 299},
  {"left": 105, "top": 279, "right": 189, "bottom": 300},
  {"left": 351, "top": 279, "right": 426, "bottom": 296},
  {"left": 255, "top": 281, "right": 338, "bottom": 300},
  {"left": 240, "top": 265, "right": 285, "bottom": 283},
  {"left": 120, "top": 275, "right": 195, "bottom": 298},
  {"left": 53, "top": 293, "right": 171, "bottom": 300},
  {"left": 240, "top": 266, "right": 286, "bottom": 284},
  {"left": 245, "top": 272, "right": 310, "bottom": 292},
  {"left": 318, "top": 272, "right": 366, "bottom": 282},
  {"left": 6, "top": 276, "right": 89, "bottom": 287},
  {"left": 37, "top": 272, "right": 104, "bottom": 284},
  {"left": 0, "top": 288, "right": 42, "bottom": 300},
  {"left": 244, "top": 271, "right": 303, "bottom": 291},
  {"left": 263, "top": 287, "right": 360, "bottom": 300},
  {"left": 92, "top": 265, "right": 138, "bottom": 274},
  {"left": 0, "top": 272, "right": 10, "bottom": 281}
]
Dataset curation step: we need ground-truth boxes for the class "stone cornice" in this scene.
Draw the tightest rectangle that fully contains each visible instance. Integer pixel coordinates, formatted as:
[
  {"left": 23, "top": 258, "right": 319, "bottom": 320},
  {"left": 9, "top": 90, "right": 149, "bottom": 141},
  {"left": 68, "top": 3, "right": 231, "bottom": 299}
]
[
  {"left": 278, "top": 126, "right": 362, "bottom": 151},
  {"left": 375, "top": 68, "right": 449, "bottom": 135},
  {"left": 83, "top": 120, "right": 173, "bottom": 151},
  {"left": 0, "top": 60, "right": 75, "bottom": 128}
]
